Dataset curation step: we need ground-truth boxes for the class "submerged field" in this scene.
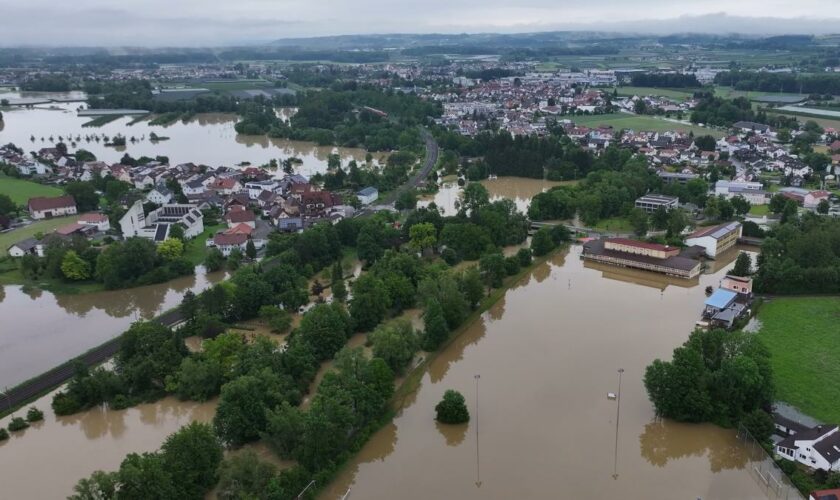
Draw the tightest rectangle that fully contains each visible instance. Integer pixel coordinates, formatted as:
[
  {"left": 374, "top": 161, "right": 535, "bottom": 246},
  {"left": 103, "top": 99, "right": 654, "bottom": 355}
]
[{"left": 757, "top": 297, "right": 840, "bottom": 422}]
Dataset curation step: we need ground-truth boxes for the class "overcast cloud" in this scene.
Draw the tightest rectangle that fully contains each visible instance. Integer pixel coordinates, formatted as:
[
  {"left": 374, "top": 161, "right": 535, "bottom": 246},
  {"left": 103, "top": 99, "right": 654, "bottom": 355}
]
[{"left": 2, "top": 0, "right": 840, "bottom": 46}]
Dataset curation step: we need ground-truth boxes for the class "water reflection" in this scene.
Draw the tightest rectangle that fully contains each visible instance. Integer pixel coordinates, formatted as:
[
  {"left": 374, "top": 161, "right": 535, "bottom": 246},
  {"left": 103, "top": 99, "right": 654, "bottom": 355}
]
[
  {"left": 0, "top": 268, "right": 226, "bottom": 387},
  {"left": 639, "top": 421, "right": 753, "bottom": 472},
  {"left": 436, "top": 421, "right": 468, "bottom": 447}
]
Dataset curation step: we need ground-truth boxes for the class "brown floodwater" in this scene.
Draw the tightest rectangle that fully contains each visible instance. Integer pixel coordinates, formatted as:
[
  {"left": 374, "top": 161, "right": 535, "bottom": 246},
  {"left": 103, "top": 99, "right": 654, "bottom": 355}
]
[
  {"left": 320, "top": 247, "right": 769, "bottom": 499},
  {"left": 0, "top": 94, "right": 379, "bottom": 173},
  {"left": 0, "top": 267, "right": 226, "bottom": 388},
  {"left": 419, "top": 177, "right": 563, "bottom": 216},
  {"left": 0, "top": 388, "right": 217, "bottom": 499}
]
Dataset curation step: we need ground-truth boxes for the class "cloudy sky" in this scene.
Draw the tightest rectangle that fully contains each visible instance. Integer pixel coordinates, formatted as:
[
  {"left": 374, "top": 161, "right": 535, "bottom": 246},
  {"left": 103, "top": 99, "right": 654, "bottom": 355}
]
[{"left": 3, "top": 0, "right": 840, "bottom": 46}]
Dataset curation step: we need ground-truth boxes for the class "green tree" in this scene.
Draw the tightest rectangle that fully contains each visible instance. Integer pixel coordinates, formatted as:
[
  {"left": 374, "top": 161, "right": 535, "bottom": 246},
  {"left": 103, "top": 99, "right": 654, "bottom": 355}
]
[
  {"left": 651, "top": 206, "right": 669, "bottom": 230},
  {"left": 742, "top": 409, "right": 775, "bottom": 445},
  {"left": 769, "top": 194, "right": 787, "bottom": 214},
  {"left": 170, "top": 356, "right": 224, "bottom": 401},
  {"left": 409, "top": 222, "right": 437, "bottom": 254},
  {"left": 61, "top": 250, "right": 92, "bottom": 281},
  {"left": 262, "top": 401, "right": 304, "bottom": 459},
  {"left": 216, "top": 450, "right": 277, "bottom": 500},
  {"left": 666, "top": 209, "right": 689, "bottom": 238},
  {"left": 69, "top": 470, "right": 118, "bottom": 500},
  {"left": 116, "top": 453, "right": 176, "bottom": 500},
  {"left": 422, "top": 299, "right": 450, "bottom": 351},
  {"left": 64, "top": 181, "right": 99, "bottom": 212},
  {"left": 369, "top": 319, "right": 419, "bottom": 373},
  {"left": 730, "top": 195, "right": 751, "bottom": 217},
  {"left": 461, "top": 182, "right": 490, "bottom": 216},
  {"left": 297, "top": 303, "right": 353, "bottom": 360},
  {"left": 530, "top": 227, "right": 554, "bottom": 257},
  {"left": 259, "top": 305, "right": 292, "bottom": 333},
  {"left": 479, "top": 252, "right": 506, "bottom": 289},
  {"left": 817, "top": 199, "right": 830, "bottom": 214},
  {"left": 227, "top": 248, "right": 243, "bottom": 270},
  {"left": 245, "top": 239, "right": 257, "bottom": 260},
  {"left": 160, "top": 422, "right": 223, "bottom": 499},
  {"left": 204, "top": 248, "right": 224, "bottom": 272},
  {"left": 694, "top": 135, "right": 717, "bottom": 152},
  {"left": 157, "top": 238, "right": 184, "bottom": 260},
  {"left": 435, "top": 389, "right": 470, "bottom": 424},
  {"left": 213, "top": 369, "right": 299, "bottom": 446},
  {"left": 731, "top": 252, "right": 752, "bottom": 277},
  {"left": 330, "top": 261, "right": 347, "bottom": 303},
  {"left": 459, "top": 266, "right": 485, "bottom": 308},
  {"left": 349, "top": 274, "right": 391, "bottom": 331},
  {"left": 117, "top": 321, "right": 186, "bottom": 397},
  {"left": 0, "top": 194, "right": 16, "bottom": 216},
  {"left": 629, "top": 208, "right": 649, "bottom": 237}
]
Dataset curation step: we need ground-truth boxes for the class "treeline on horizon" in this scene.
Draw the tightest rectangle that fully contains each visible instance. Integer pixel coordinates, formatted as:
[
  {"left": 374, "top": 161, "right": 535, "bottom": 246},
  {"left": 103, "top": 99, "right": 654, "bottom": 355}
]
[{"left": 714, "top": 70, "right": 840, "bottom": 95}]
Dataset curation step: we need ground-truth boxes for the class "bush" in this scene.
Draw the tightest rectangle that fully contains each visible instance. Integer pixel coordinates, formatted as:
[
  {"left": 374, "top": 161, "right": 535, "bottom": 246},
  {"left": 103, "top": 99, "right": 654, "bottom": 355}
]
[
  {"left": 8, "top": 416, "right": 29, "bottom": 432},
  {"left": 26, "top": 406, "right": 44, "bottom": 422},
  {"left": 435, "top": 389, "right": 470, "bottom": 424},
  {"left": 504, "top": 256, "right": 520, "bottom": 276},
  {"left": 0, "top": 428, "right": 8, "bottom": 441},
  {"left": 516, "top": 247, "right": 532, "bottom": 267},
  {"left": 51, "top": 392, "right": 82, "bottom": 415},
  {"left": 441, "top": 247, "right": 460, "bottom": 266}
]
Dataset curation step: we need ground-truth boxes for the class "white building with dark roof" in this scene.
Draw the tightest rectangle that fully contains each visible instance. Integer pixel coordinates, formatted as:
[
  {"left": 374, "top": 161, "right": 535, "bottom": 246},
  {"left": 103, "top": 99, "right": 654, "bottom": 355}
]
[{"left": 119, "top": 200, "right": 203, "bottom": 243}]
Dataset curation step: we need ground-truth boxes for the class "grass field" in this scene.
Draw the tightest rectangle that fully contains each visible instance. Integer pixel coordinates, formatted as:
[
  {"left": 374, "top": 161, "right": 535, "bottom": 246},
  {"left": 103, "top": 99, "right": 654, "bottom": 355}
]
[
  {"left": 183, "top": 223, "right": 225, "bottom": 265},
  {"left": 0, "top": 215, "right": 78, "bottom": 256},
  {"left": 593, "top": 216, "right": 633, "bottom": 233},
  {"left": 194, "top": 80, "right": 272, "bottom": 91},
  {"left": 757, "top": 297, "right": 840, "bottom": 422},
  {"left": 570, "top": 113, "right": 725, "bottom": 138},
  {"left": 614, "top": 86, "right": 697, "bottom": 101},
  {"left": 748, "top": 204, "right": 771, "bottom": 216},
  {"left": 714, "top": 86, "right": 804, "bottom": 101},
  {"left": 0, "top": 176, "right": 63, "bottom": 205}
]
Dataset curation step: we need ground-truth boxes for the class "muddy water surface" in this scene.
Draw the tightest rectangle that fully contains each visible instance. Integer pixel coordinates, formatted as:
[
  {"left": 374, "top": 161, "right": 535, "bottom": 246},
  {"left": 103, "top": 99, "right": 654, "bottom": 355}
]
[
  {"left": 321, "top": 248, "right": 767, "bottom": 499},
  {"left": 0, "top": 267, "right": 226, "bottom": 388},
  {"left": 0, "top": 95, "right": 378, "bottom": 173},
  {"left": 419, "top": 177, "right": 563, "bottom": 216}
]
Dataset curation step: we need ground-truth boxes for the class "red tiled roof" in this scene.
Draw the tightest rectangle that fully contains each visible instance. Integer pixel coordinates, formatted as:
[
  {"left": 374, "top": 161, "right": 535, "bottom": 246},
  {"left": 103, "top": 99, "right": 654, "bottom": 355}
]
[
  {"left": 214, "top": 232, "right": 248, "bottom": 246},
  {"left": 78, "top": 213, "right": 108, "bottom": 223},
  {"left": 55, "top": 222, "right": 85, "bottom": 235},
  {"left": 28, "top": 195, "right": 76, "bottom": 212},
  {"left": 226, "top": 210, "right": 256, "bottom": 223},
  {"left": 227, "top": 223, "right": 253, "bottom": 235}
]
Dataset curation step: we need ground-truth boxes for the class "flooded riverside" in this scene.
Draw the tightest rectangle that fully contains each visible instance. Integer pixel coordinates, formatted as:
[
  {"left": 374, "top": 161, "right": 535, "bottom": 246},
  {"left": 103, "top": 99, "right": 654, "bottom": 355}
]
[
  {"left": 321, "top": 247, "right": 769, "bottom": 500},
  {"left": 0, "top": 267, "right": 226, "bottom": 388},
  {"left": 0, "top": 389, "right": 217, "bottom": 499},
  {"left": 0, "top": 93, "right": 377, "bottom": 173},
  {"left": 420, "top": 177, "right": 564, "bottom": 215}
]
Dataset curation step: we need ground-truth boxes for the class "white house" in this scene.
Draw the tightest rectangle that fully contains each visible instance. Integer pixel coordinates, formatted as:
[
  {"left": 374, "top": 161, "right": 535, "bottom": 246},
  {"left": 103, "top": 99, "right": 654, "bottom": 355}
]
[
  {"left": 183, "top": 179, "right": 207, "bottom": 196},
  {"left": 77, "top": 213, "right": 111, "bottom": 232},
  {"left": 146, "top": 186, "right": 174, "bottom": 205},
  {"left": 27, "top": 195, "right": 78, "bottom": 220},
  {"left": 685, "top": 221, "right": 742, "bottom": 259},
  {"left": 776, "top": 424, "right": 840, "bottom": 472},
  {"left": 357, "top": 186, "right": 379, "bottom": 206},
  {"left": 16, "top": 160, "right": 51, "bottom": 176},
  {"left": 245, "top": 180, "right": 279, "bottom": 200},
  {"left": 805, "top": 191, "right": 831, "bottom": 210},
  {"left": 7, "top": 238, "right": 44, "bottom": 258}
]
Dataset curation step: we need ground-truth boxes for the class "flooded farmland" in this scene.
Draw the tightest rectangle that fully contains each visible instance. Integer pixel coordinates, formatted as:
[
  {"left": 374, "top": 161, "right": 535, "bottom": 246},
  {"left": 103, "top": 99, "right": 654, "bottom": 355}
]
[
  {"left": 0, "top": 93, "right": 377, "bottom": 174},
  {"left": 419, "top": 177, "right": 565, "bottom": 216},
  {"left": 0, "top": 267, "right": 226, "bottom": 388}
]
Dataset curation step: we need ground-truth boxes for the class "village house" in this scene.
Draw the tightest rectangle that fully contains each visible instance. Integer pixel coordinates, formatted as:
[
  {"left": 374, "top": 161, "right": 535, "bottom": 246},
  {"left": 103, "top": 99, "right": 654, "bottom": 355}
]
[
  {"left": 146, "top": 185, "right": 174, "bottom": 205},
  {"left": 27, "top": 195, "right": 77, "bottom": 220},
  {"left": 7, "top": 238, "right": 44, "bottom": 258},
  {"left": 225, "top": 206, "right": 257, "bottom": 228},
  {"left": 776, "top": 423, "right": 840, "bottom": 472},
  {"left": 77, "top": 213, "right": 111, "bottom": 232}
]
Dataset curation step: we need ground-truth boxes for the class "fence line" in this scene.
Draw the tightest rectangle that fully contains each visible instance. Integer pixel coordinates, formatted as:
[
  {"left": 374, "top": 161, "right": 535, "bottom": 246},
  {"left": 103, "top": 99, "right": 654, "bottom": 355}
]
[{"left": 736, "top": 424, "right": 806, "bottom": 500}]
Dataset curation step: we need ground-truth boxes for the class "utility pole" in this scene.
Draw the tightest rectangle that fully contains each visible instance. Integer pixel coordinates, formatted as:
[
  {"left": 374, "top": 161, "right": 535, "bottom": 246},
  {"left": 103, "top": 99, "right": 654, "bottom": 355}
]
[
  {"left": 475, "top": 374, "right": 481, "bottom": 488},
  {"left": 612, "top": 368, "right": 625, "bottom": 480}
]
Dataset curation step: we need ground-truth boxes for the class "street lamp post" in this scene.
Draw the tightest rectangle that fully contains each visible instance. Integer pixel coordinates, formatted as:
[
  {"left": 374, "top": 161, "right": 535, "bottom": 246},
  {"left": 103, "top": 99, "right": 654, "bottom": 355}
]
[
  {"left": 296, "top": 480, "right": 315, "bottom": 499},
  {"left": 612, "top": 368, "right": 625, "bottom": 480},
  {"left": 474, "top": 374, "right": 481, "bottom": 488}
]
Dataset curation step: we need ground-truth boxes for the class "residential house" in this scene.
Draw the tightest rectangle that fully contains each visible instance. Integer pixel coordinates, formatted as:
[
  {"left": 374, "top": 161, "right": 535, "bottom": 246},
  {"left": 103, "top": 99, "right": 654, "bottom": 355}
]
[
  {"left": 209, "top": 177, "right": 242, "bottom": 196},
  {"left": 225, "top": 206, "right": 257, "bottom": 228},
  {"left": 776, "top": 424, "right": 840, "bottom": 472},
  {"left": 7, "top": 238, "right": 44, "bottom": 258},
  {"left": 77, "top": 213, "right": 111, "bottom": 232},
  {"left": 810, "top": 489, "right": 840, "bottom": 500},
  {"left": 146, "top": 186, "right": 174, "bottom": 205},
  {"left": 119, "top": 200, "right": 204, "bottom": 242},
  {"left": 27, "top": 195, "right": 77, "bottom": 220},
  {"left": 805, "top": 190, "right": 831, "bottom": 210}
]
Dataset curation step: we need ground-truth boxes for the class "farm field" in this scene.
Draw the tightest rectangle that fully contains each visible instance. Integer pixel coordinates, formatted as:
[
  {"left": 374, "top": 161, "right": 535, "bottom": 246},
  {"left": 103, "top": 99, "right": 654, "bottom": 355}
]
[
  {"left": 570, "top": 113, "right": 725, "bottom": 137},
  {"left": 0, "top": 215, "right": 77, "bottom": 256},
  {"left": 757, "top": 297, "right": 840, "bottom": 423},
  {"left": 0, "top": 176, "right": 63, "bottom": 205},
  {"left": 615, "top": 86, "right": 697, "bottom": 101}
]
